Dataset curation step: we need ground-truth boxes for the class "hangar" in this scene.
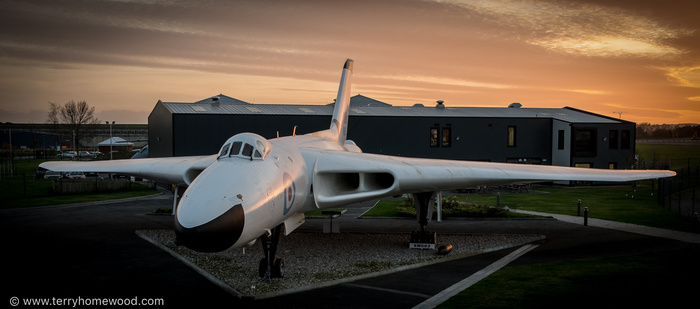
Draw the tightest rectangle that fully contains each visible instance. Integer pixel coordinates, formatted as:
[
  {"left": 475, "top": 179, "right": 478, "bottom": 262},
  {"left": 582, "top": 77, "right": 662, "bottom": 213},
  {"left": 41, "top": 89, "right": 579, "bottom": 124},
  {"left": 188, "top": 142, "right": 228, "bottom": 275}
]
[{"left": 147, "top": 94, "right": 636, "bottom": 171}]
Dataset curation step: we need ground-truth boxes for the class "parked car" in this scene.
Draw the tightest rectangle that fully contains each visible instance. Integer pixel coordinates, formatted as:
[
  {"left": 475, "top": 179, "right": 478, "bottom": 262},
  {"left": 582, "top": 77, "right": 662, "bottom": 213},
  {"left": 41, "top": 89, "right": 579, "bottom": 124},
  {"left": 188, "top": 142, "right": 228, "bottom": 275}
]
[
  {"left": 57, "top": 151, "right": 76, "bottom": 159},
  {"left": 85, "top": 172, "right": 104, "bottom": 179},
  {"left": 64, "top": 172, "right": 86, "bottom": 180},
  {"left": 44, "top": 171, "right": 63, "bottom": 179},
  {"left": 90, "top": 151, "right": 103, "bottom": 158},
  {"left": 78, "top": 151, "right": 92, "bottom": 158}
]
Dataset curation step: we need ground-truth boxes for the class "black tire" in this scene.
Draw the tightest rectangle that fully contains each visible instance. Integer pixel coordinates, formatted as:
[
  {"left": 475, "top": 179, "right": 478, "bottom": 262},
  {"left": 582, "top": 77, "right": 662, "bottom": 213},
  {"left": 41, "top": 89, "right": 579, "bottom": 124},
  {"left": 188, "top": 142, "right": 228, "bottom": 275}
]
[{"left": 272, "top": 258, "right": 284, "bottom": 278}]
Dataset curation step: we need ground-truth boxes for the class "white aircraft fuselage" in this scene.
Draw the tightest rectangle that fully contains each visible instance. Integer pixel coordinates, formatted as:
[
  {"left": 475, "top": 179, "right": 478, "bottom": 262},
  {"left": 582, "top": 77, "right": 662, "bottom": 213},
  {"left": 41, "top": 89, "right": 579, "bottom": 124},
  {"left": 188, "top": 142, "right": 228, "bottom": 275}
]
[{"left": 174, "top": 132, "right": 350, "bottom": 252}]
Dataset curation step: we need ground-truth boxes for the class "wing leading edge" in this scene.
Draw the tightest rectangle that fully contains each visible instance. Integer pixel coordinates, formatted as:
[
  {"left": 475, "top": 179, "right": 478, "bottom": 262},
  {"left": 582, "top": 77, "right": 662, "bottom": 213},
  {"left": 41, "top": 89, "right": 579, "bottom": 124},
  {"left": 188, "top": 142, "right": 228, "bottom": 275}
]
[
  {"left": 309, "top": 150, "right": 676, "bottom": 208},
  {"left": 39, "top": 155, "right": 216, "bottom": 186}
]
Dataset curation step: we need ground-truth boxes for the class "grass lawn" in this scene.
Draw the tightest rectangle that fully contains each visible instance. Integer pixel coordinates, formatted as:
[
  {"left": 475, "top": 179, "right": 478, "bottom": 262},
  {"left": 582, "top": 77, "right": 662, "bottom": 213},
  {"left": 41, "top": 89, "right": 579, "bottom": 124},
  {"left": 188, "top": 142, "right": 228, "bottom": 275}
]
[
  {"left": 636, "top": 143, "right": 700, "bottom": 169},
  {"left": 0, "top": 158, "right": 159, "bottom": 209},
  {"left": 438, "top": 247, "right": 699, "bottom": 309},
  {"left": 0, "top": 177, "right": 158, "bottom": 209},
  {"left": 368, "top": 182, "right": 700, "bottom": 234}
]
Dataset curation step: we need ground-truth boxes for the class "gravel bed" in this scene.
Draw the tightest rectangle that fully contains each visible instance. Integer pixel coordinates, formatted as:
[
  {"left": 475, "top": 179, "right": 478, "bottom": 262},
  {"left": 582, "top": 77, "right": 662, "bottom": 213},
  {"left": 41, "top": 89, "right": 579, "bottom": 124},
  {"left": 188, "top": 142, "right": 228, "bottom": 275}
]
[{"left": 138, "top": 230, "right": 543, "bottom": 298}]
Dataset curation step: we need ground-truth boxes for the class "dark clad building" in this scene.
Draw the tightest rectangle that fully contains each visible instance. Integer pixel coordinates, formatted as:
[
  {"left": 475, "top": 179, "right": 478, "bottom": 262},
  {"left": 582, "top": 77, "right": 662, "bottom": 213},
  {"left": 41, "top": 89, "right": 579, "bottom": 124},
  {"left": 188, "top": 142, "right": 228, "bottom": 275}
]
[{"left": 148, "top": 94, "right": 636, "bottom": 171}]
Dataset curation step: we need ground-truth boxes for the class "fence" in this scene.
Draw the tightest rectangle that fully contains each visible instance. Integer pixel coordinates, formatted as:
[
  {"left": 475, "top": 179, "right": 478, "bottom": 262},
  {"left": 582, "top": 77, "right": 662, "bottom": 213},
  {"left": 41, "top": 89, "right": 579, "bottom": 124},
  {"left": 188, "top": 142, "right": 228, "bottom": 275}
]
[
  {"left": 52, "top": 178, "right": 132, "bottom": 194},
  {"left": 657, "top": 165, "right": 700, "bottom": 219}
]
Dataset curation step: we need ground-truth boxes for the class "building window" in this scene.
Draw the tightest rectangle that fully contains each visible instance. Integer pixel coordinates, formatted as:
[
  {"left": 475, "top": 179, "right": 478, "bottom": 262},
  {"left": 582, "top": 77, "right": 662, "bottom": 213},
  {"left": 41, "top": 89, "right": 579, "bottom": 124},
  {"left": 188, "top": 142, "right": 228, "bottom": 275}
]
[
  {"left": 430, "top": 128, "right": 439, "bottom": 147},
  {"left": 609, "top": 130, "right": 618, "bottom": 149},
  {"left": 609, "top": 162, "right": 617, "bottom": 169},
  {"left": 573, "top": 128, "right": 597, "bottom": 157},
  {"left": 620, "top": 130, "right": 630, "bottom": 149},
  {"left": 507, "top": 126, "right": 516, "bottom": 147},
  {"left": 442, "top": 128, "right": 451, "bottom": 147},
  {"left": 558, "top": 130, "right": 565, "bottom": 150}
]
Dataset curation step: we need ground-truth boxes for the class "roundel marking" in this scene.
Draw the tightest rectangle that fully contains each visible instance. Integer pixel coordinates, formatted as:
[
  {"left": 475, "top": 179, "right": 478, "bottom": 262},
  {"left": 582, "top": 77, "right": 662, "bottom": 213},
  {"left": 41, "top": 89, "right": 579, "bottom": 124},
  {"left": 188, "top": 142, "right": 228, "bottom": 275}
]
[{"left": 282, "top": 172, "right": 296, "bottom": 215}]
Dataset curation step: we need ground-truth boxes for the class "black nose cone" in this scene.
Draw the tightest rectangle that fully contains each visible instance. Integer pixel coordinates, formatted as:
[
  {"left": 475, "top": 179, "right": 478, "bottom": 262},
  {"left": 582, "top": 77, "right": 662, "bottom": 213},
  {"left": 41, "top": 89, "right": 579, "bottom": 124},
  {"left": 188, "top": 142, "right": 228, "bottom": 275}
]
[{"left": 174, "top": 204, "right": 245, "bottom": 252}]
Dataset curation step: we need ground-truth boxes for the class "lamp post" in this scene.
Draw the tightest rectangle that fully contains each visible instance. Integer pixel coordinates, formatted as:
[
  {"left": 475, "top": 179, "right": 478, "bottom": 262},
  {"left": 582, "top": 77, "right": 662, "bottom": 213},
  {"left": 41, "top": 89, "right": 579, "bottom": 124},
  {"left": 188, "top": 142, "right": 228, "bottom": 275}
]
[{"left": 106, "top": 121, "right": 115, "bottom": 160}]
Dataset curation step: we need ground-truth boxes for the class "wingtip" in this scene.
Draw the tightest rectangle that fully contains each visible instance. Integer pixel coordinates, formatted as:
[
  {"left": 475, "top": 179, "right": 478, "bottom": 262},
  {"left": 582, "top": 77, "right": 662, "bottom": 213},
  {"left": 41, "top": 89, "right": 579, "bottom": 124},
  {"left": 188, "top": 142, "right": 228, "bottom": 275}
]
[{"left": 344, "top": 59, "right": 354, "bottom": 73}]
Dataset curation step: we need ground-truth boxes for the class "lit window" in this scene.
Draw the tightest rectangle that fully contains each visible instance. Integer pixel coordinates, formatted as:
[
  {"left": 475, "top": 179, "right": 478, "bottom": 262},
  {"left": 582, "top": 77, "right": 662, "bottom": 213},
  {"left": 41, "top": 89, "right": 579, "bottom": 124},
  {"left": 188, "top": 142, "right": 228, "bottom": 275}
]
[
  {"left": 430, "top": 128, "right": 439, "bottom": 147},
  {"left": 442, "top": 128, "right": 451, "bottom": 147},
  {"left": 507, "top": 126, "right": 516, "bottom": 147}
]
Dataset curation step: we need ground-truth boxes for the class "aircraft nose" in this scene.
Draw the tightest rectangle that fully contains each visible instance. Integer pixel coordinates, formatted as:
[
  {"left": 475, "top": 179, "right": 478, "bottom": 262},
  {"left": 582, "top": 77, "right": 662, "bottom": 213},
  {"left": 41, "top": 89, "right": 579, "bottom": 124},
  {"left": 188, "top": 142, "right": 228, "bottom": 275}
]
[{"left": 174, "top": 204, "right": 245, "bottom": 252}]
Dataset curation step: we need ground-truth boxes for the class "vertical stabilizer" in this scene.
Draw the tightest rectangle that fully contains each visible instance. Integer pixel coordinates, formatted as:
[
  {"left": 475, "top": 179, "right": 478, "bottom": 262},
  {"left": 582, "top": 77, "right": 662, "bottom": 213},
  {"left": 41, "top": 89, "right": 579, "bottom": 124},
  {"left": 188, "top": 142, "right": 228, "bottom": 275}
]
[{"left": 328, "top": 59, "right": 353, "bottom": 143}]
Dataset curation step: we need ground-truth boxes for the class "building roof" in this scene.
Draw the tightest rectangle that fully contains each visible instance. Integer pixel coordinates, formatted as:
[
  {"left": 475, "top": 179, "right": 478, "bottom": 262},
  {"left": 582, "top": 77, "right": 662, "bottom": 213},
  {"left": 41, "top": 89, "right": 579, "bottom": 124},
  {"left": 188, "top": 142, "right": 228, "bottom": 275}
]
[
  {"left": 98, "top": 137, "right": 134, "bottom": 146},
  {"left": 192, "top": 94, "right": 250, "bottom": 105},
  {"left": 159, "top": 95, "right": 626, "bottom": 124},
  {"left": 345, "top": 94, "right": 393, "bottom": 107}
]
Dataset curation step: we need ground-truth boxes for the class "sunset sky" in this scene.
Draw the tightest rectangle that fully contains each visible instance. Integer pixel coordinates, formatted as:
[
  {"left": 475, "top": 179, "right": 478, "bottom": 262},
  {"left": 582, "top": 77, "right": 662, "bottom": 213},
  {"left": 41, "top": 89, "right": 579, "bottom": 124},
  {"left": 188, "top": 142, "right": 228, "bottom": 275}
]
[{"left": 1, "top": 0, "right": 699, "bottom": 124}]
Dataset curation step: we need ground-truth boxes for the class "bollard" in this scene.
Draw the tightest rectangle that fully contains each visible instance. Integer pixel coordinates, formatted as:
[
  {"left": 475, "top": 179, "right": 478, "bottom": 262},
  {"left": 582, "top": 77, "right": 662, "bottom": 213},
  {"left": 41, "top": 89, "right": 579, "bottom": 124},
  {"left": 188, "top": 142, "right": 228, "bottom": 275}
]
[
  {"left": 584, "top": 207, "right": 588, "bottom": 226},
  {"left": 577, "top": 199, "right": 581, "bottom": 216}
]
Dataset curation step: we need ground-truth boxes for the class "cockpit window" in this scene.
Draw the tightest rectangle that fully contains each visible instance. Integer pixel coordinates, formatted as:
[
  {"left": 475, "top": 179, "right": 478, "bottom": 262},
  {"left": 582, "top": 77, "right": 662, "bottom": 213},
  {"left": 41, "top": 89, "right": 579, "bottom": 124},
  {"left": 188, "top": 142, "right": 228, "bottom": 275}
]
[
  {"left": 242, "top": 143, "right": 254, "bottom": 157},
  {"left": 230, "top": 141, "right": 242, "bottom": 156},
  {"left": 218, "top": 143, "right": 230, "bottom": 158},
  {"left": 255, "top": 140, "right": 266, "bottom": 153},
  {"left": 219, "top": 133, "right": 272, "bottom": 161}
]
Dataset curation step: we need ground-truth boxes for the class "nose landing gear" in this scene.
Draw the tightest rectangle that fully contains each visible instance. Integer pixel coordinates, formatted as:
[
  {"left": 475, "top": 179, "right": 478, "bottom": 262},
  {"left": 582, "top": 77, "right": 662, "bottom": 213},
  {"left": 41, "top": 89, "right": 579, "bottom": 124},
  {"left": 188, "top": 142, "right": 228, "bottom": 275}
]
[{"left": 259, "top": 224, "right": 284, "bottom": 279}]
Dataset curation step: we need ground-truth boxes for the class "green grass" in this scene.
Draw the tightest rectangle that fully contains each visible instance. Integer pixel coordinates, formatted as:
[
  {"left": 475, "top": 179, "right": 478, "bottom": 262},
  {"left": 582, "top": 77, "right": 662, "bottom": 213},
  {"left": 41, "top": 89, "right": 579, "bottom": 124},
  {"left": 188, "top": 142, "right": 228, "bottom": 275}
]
[
  {"left": 367, "top": 182, "right": 699, "bottom": 234},
  {"left": 461, "top": 183, "right": 700, "bottom": 233},
  {"left": 1, "top": 180, "right": 158, "bottom": 209},
  {"left": 0, "top": 158, "right": 159, "bottom": 209},
  {"left": 439, "top": 248, "right": 699, "bottom": 308},
  {"left": 636, "top": 143, "right": 700, "bottom": 169}
]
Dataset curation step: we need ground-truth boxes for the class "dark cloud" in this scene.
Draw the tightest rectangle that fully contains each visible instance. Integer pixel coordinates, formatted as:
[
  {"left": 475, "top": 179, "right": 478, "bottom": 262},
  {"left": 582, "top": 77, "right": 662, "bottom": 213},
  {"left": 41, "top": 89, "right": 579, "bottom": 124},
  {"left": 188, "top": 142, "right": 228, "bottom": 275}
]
[{"left": 0, "top": 0, "right": 699, "bottom": 123}]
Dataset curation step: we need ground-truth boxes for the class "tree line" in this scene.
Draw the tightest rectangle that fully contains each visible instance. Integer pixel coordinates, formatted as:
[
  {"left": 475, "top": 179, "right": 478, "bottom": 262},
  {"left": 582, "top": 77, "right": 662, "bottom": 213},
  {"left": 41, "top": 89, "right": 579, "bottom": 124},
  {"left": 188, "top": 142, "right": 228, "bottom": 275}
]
[{"left": 636, "top": 123, "right": 700, "bottom": 140}]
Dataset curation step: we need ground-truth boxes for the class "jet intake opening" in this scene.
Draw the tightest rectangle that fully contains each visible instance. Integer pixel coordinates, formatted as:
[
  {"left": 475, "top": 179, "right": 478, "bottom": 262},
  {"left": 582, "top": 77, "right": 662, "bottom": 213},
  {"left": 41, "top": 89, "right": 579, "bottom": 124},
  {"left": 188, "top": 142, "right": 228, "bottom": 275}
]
[{"left": 316, "top": 172, "right": 396, "bottom": 197}]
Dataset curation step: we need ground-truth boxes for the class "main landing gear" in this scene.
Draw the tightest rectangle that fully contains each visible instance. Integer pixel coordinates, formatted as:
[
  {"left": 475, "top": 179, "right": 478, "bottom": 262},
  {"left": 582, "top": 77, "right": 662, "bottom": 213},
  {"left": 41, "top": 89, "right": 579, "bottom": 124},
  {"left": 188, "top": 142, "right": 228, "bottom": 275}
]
[
  {"left": 259, "top": 224, "right": 284, "bottom": 279},
  {"left": 410, "top": 191, "right": 453, "bottom": 255},
  {"left": 410, "top": 192, "right": 437, "bottom": 250}
]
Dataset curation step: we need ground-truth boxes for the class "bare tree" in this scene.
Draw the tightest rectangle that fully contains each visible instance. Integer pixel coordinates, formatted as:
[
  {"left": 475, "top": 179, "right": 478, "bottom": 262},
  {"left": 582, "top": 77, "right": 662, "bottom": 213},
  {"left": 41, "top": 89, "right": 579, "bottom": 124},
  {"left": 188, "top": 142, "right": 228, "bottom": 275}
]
[
  {"left": 47, "top": 100, "right": 100, "bottom": 150},
  {"left": 47, "top": 102, "right": 61, "bottom": 125}
]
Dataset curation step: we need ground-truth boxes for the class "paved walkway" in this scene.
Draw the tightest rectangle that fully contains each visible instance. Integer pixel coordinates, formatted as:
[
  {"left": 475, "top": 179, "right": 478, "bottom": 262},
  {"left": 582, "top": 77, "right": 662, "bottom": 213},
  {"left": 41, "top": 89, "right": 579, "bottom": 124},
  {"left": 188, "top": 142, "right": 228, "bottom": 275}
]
[{"left": 511, "top": 209, "right": 700, "bottom": 244}]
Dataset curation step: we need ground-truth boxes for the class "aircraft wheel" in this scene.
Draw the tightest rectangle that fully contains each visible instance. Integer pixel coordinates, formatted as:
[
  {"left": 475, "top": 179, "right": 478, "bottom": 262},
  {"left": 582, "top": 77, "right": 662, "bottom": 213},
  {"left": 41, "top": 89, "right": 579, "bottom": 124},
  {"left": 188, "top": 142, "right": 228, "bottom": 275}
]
[
  {"left": 258, "top": 258, "right": 268, "bottom": 278},
  {"left": 272, "top": 258, "right": 284, "bottom": 278}
]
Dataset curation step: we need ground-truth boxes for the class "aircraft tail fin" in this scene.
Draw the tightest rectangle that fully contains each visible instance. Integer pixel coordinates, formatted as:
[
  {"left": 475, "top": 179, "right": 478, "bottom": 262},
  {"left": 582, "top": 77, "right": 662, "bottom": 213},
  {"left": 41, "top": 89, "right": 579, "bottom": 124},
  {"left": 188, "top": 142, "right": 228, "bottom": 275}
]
[{"left": 328, "top": 59, "right": 353, "bottom": 144}]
